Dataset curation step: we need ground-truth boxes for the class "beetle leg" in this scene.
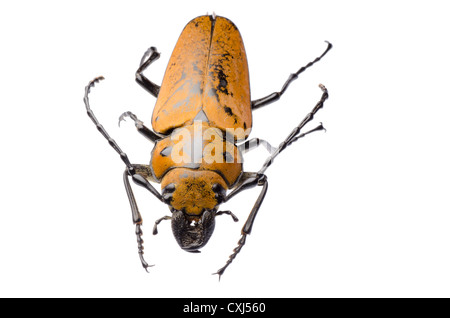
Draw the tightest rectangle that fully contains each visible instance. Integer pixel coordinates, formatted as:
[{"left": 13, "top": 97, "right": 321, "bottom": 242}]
[
  {"left": 251, "top": 42, "right": 332, "bottom": 110},
  {"left": 214, "top": 174, "right": 268, "bottom": 279},
  {"left": 258, "top": 84, "right": 329, "bottom": 174},
  {"left": 123, "top": 169, "right": 153, "bottom": 271},
  {"left": 85, "top": 77, "right": 166, "bottom": 271},
  {"left": 124, "top": 167, "right": 166, "bottom": 272},
  {"left": 136, "top": 46, "right": 161, "bottom": 98},
  {"left": 238, "top": 138, "right": 276, "bottom": 155},
  {"left": 118, "top": 111, "right": 163, "bottom": 143}
]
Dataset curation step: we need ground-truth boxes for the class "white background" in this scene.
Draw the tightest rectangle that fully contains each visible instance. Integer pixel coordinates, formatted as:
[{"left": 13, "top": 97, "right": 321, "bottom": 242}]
[{"left": 1, "top": 0, "right": 449, "bottom": 297}]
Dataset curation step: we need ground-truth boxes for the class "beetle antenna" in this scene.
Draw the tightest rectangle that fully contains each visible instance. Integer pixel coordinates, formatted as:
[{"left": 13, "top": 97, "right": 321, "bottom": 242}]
[
  {"left": 216, "top": 210, "right": 239, "bottom": 222},
  {"left": 153, "top": 215, "right": 172, "bottom": 235}
]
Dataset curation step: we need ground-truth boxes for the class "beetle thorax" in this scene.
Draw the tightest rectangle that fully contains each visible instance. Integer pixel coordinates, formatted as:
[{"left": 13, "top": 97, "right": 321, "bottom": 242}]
[{"left": 151, "top": 122, "right": 243, "bottom": 192}]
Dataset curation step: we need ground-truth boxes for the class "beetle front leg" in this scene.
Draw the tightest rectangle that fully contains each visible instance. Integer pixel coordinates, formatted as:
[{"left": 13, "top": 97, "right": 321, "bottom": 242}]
[
  {"left": 123, "top": 166, "right": 166, "bottom": 272},
  {"left": 123, "top": 168, "right": 155, "bottom": 272},
  {"left": 136, "top": 46, "right": 161, "bottom": 98},
  {"left": 251, "top": 42, "right": 332, "bottom": 110}
]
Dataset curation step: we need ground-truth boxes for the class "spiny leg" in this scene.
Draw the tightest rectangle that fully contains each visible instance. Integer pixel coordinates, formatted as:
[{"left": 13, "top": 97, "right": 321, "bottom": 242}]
[
  {"left": 259, "top": 84, "right": 329, "bottom": 174},
  {"left": 213, "top": 85, "right": 329, "bottom": 278},
  {"left": 214, "top": 174, "right": 268, "bottom": 280},
  {"left": 118, "top": 111, "right": 163, "bottom": 143},
  {"left": 136, "top": 46, "right": 161, "bottom": 97},
  {"left": 123, "top": 164, "right": 165, "bottom": 272},
  {"left": 251, "top": 41, "right": 332, "bottom": 110},
  {"left": 84, "top": 77, "right": 164, "bottom": 271},
  {"left": 122, "top": 169, "right": 152, "bottom": 271}
]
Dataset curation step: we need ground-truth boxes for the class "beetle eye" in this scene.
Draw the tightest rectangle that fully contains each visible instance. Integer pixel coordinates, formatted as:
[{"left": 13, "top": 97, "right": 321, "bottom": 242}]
[{"left": 212, "top": 183, "right": 226, "bottom": 203}]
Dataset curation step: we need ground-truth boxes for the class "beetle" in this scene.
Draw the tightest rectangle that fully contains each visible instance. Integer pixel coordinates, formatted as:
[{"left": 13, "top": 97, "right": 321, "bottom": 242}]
[{"left": 83, "top": 14, "right": 331, "bottom": 278}]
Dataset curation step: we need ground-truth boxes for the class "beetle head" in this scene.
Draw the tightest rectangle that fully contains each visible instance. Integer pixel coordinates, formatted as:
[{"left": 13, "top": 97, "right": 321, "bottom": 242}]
[{"left": 171, "top": 209, "right": 216, "bottom": 252}]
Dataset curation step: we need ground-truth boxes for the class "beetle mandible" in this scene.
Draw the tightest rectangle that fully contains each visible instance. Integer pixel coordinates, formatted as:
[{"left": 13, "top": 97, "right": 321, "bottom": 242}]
[{"left": 84, "top": 14, "right": 332, "bottom": 278}]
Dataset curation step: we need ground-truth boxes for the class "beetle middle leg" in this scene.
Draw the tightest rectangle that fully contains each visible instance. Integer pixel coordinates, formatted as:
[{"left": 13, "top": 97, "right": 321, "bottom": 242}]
[
  {"left": 118, "top": 111, "right": 162, "bottom": 143},
  {"left": 251, "top": 42, "right": 332, "bottom": 110}
]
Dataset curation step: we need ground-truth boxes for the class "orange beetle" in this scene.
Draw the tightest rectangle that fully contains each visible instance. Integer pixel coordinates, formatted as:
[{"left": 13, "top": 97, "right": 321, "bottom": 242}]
[{"left": 84, "top": 14, "right": 332, "bottom": 278}]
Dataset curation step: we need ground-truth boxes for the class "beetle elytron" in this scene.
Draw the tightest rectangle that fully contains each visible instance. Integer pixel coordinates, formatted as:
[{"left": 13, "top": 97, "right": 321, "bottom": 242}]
[{"left": 84, "top": 14, "right": 331, "bottom": 278}]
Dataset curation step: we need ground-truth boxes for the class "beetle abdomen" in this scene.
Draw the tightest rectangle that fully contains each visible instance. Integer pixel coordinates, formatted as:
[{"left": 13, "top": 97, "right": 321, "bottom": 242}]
[{"left": 152, "top": 15, "right": 251, "bottom": 140}]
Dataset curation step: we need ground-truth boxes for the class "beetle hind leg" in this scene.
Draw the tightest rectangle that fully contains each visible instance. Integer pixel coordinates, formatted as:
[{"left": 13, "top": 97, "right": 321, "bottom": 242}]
[
  {"left": 136, "top": 46, "right": 161, "bottom": 98},
  {"left": 251, "top": 42, "right": 332, "bottom": 110}
]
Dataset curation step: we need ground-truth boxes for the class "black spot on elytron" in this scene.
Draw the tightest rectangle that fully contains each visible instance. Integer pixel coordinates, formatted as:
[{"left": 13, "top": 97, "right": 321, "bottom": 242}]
[
  {"left": 220, "top": 78, "right": 227, "bottom": 88},
  {"left": 216, "top": 68, "right": 230, "bottom": 95},
  {"left": 224, "top": 106, "right": 238, "bottom": 124},
  {"left": 224, "top": 106, "right": 233, "bottom": 116},
  {"left": 243, "top": 122, "right": 247, "bottom": 130},
  {"left": 221, "top": 52, "right": 232, "bottom": 59},
  {"left": 160, "top": 146, "right": 172, "bottom": 157}
]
